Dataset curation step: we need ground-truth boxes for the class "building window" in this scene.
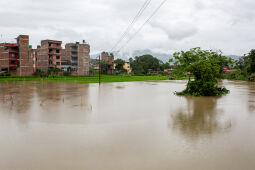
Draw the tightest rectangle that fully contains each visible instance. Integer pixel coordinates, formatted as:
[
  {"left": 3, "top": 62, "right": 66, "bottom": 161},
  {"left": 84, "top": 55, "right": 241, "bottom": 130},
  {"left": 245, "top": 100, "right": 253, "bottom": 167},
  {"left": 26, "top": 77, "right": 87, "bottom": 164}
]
[
  {"left": 56, "top": 50, "right": 60, "bottom": 53},
  {"left": 56, "top": 56, "right": 60, "bottom": 60},
  {"left": 11, "top": 60, "right": 16, "bottom": 64},
  {"left": 11, "top": 53, "right": 16, "bottom": 57},
  {"left": 71, "top": 46, "right": 78, "bottom": 50},
  {"left": 71, "top": 52, "right": 77, "bottom": 55},
  {"left": 56, "top": 62, "right": 60, "bottom": 66}
]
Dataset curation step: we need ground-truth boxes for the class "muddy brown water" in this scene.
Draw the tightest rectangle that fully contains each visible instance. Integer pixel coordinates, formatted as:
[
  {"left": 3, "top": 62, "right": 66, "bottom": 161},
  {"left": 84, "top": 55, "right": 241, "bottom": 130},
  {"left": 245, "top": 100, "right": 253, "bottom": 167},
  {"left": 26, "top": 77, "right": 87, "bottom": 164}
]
[{"left": 0, "top": 80, "right": 255, "bottom": 170}]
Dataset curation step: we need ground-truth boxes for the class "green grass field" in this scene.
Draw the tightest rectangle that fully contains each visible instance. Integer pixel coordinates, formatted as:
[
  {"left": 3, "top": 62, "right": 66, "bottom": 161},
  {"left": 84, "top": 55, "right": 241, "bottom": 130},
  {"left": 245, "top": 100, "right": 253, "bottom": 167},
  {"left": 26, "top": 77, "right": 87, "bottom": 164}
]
[{"left": 0, "top": 75, "right": 169, "bottom": 84}]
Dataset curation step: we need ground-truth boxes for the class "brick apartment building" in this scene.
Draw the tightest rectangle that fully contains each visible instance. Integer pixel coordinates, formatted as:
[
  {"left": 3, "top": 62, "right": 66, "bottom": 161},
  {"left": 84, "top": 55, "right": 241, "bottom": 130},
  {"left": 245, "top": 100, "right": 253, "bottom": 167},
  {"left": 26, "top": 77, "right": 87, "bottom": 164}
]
[
  {"left": 1, "top": 35, "right": 90, "bottom": 76},
  {"left": 101, "top": 51, "right": 114, "bottom": 74},
  {"left": 0, "top": 35, "right": 34, "bottom": 76},
  {"left": 36, "top": 40, "right": 63, "bottom": 72},
  {"left": 36, "top": 40, "right": 90, "bottom": 76},
  {"left": 62, "top": 41, "right": 90, "bottom": 76}
]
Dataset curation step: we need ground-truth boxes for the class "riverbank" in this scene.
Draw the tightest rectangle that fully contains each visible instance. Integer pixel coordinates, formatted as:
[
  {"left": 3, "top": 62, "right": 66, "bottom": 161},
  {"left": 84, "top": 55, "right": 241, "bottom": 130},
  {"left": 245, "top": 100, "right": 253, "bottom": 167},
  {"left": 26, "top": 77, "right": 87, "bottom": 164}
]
[{"left": 0, "top": 75, "right": 169, "bottom": 84}]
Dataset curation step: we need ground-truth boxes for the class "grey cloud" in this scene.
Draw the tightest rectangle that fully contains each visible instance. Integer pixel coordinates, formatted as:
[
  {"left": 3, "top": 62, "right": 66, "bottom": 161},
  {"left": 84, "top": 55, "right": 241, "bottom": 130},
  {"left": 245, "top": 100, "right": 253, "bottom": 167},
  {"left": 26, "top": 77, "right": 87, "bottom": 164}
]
[
  {"left": 0, "top": 0, "right": 255, "bottom": 55},
  {"left": 151, "top": 21, "right": 198, "bottom": 40}
]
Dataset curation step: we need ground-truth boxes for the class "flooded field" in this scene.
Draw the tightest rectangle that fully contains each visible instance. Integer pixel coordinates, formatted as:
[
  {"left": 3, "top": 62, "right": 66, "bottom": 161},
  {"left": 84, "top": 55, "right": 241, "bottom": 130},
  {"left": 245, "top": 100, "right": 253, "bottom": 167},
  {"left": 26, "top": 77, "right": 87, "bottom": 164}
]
[{"left": 0, "top": 80, "right": 255, "bottom": 170}]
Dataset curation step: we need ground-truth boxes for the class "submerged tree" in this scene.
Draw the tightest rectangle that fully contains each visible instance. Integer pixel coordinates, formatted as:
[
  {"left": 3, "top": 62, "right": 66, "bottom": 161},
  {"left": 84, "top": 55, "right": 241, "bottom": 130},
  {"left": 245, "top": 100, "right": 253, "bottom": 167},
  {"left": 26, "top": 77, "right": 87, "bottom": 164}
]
[{"left": 174, "top": 47, "right": 232, "bottom": 96}]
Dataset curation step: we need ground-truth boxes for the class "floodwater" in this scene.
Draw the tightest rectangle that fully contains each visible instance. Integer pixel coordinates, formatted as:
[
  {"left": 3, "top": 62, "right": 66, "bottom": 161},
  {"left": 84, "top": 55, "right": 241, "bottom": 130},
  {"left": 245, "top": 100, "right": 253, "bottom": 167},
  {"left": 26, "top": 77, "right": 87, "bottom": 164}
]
[{"left": 0, "top": 80, "right": 255, "bottom": 170}]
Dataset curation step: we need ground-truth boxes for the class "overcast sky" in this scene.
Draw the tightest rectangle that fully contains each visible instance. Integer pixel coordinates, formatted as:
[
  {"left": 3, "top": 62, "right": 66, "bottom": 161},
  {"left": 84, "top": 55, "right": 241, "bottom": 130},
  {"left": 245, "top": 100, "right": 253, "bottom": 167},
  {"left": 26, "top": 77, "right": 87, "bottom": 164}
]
[{"left": 0, "top": 0, "right": 254, "bottom": 56}]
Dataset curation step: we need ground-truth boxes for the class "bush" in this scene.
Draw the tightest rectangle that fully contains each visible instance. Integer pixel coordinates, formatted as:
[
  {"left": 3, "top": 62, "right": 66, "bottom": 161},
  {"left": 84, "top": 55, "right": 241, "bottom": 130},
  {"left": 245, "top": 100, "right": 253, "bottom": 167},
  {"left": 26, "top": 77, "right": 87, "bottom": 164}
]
[
  {"left": 248, "top": 73, "right": 255, "bottom": 82},
  {"left": 175, "top": 79, "right": 229, "bottom": 96},
  {"left": 0, "top": 73, "right": 11, "bottom": 77},
  {"left": 34, "top": 69, "right": 48, "bottom": 77},
  {"left": 225, "top": 70, "right": 248, "bottom": 81},
  {"left": 48, "top": 74, "right": 62, "bottom": 78},
  {"left": 63, "top": 71, "right": 71, "bottom": 76},
  {"left": 48, "top": 68, "right": 61, "bottom": 75}
]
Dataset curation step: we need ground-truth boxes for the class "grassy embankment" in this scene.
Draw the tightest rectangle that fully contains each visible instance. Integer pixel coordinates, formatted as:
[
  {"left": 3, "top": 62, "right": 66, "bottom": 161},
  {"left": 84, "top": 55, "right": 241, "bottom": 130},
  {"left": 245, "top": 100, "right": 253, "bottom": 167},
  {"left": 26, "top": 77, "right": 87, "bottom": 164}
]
[{"left": 0, "top": 74, "right": 169, "bottom": 84}]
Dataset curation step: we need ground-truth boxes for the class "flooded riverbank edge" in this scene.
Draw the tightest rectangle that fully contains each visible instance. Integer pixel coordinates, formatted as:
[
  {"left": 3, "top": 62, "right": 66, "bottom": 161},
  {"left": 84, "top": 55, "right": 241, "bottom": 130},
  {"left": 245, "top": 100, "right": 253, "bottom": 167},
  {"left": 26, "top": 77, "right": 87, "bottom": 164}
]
[
  {"left": 1, "top": 75, "right": 252, "bottom": 85},
  {"left": 0, "top": 75, "right": 170, "bottom": 84}
]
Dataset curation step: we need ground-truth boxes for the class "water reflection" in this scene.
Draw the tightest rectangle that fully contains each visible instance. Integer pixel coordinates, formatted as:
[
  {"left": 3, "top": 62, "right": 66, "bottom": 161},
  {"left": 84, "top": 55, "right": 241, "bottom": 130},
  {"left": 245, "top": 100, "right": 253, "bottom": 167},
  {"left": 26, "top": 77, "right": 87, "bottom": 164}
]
[
  {"left": 247, "top": 82, "right": 255, "bottom": 112},
  {"left": 171, "top": 96, "right": 232, "bottom": 139},
  {"left": 0, "top": 82, "right": 35, "bottom": 114},
  {"left": 0, "top": 82, "right": 92, "bottom": 125}
]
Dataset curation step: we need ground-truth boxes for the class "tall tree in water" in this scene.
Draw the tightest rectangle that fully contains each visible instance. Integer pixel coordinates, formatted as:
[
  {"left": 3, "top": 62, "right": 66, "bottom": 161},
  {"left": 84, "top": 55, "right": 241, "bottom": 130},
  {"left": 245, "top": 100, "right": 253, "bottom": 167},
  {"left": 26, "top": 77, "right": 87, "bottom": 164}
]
[{"left": 174, "top": 47, "right": 232, "bottom": 96}]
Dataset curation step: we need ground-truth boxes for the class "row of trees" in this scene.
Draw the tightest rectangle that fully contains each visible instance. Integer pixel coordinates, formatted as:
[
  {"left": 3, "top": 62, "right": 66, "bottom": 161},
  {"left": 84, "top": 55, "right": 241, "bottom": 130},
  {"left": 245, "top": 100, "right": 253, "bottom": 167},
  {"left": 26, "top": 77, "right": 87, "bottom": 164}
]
[{"left": 113, "top": 55, "right": 171, "bottom": 75}]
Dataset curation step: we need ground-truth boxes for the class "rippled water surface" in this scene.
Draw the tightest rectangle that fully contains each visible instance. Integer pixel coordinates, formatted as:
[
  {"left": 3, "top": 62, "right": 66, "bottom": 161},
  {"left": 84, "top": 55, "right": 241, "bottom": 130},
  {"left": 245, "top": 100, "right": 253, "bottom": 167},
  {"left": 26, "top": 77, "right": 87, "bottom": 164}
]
[{"left": 0, "top": 80, "right": 255, "bottom": 170}]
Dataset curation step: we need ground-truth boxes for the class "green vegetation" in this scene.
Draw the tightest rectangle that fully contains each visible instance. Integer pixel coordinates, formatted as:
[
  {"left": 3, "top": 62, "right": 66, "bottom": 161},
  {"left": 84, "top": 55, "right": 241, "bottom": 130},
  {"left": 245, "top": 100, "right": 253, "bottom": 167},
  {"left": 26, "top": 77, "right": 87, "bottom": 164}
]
[
  {"left": 128, "top": 54, "right": 173, "bottom": 76},
  {"left": 114, "top": 58, "right": 126, "bottom": 74},
  {"left": 224, "top": 70, "right": 248, "bottom": 81},
  {"left": 0, "top": 74, "right": 168, "bottom": 84},
  {"left": 0, "top": 73, "right": 11, "bottom": 77},
  {"left": 129, "top": 55, "right": 160, "bottom": 75},
  {"left": 100, "top": 60, "right": 109, "bottom": 74},
  {"left": 173, "top": 47, "right": 232, "bottom": 96},
  {"left": 225, "top": 49, "right": 255, "bottom": 82}
]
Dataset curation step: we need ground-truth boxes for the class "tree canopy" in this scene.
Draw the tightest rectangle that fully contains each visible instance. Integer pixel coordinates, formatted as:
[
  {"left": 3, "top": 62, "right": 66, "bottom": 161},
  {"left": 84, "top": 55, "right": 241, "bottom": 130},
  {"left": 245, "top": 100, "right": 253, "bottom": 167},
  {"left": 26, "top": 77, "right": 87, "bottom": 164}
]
[
  {"left": 114, "top": 59, "right": 126, "bottom": 72},
  {"left": 174, "top": 47, "right": 232, "bottom": 96},
  {"left": 129, "top": 55, "right": 161, "bottom": 75},
  {"left": 236, "top": 49, "right": 255, "bottom": 74}
]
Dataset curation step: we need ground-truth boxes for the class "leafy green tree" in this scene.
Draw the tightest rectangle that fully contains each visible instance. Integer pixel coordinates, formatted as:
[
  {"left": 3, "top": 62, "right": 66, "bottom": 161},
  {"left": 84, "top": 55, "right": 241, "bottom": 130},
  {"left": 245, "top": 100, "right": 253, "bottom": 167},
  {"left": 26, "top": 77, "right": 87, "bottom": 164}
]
[
  {"left": 247, "top": 49, "right": 255, "bottom": 74},
  {"left": 129, "top": 55, "right": 160, "bottom": 75},
  {"left": 234, "top": 49, "right": 255, "bottom": 77},
  {"left": 114, "top": 59, "right": 125, "bottom": 72},
  {"left": 99, "top": 60, "right": 108, "bottom": 74},
  {"left": 174, "top": 47, "right": 231, "bottom": 96},
  {"left": 160, "top": 62, "right": 171, "bottom": 71}
]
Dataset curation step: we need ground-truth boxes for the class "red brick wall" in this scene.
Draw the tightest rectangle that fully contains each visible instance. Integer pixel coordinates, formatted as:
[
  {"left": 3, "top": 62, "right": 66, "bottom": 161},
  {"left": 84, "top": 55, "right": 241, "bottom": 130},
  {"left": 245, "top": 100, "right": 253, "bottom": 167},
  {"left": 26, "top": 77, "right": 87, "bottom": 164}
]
[
  {"left": 0, "top": 44, "right": 9, "bottom": 71},
  {"left": 17, "top": 35, "right": 34, "bottom": 76},
  {"left": 78, "top": 44, "right": 90, "bottom": 76},
  {"left": 101, "top": 52, "right": 114, "bottom": 74},
  {"left": 36, "top": 46, "right": 49, "bottom": 73}
]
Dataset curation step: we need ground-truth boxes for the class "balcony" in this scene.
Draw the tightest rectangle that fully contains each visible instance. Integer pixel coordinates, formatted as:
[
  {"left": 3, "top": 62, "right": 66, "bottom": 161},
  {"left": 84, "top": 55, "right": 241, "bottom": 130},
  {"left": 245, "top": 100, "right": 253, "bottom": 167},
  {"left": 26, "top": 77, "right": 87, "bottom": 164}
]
[
  {"left": 9, "top": 58, "right": 18, "bottom": 61},
  {"left": 9, "top": 61, "right": 18, "bottom": 67},
  {"left": 49, "top": 50, "right": 61, "bottom": 55},
  {"left": 8, "top": 49, "right": 18, "bottom": 53},
  {"left": 71, "top": 49, "right": 78, "bottom": 52},
  {"left": 48, "top": 44, "right": 61, "bottom": 49}
]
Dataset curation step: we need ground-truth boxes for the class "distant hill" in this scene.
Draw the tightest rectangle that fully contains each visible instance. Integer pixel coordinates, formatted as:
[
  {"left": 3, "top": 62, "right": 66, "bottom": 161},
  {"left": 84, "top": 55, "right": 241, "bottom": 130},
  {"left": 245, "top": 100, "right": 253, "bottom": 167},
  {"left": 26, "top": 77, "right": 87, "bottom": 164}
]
[
  {"left": 91, "top": 50, "right": 241, "bottom": 63},
  {"left": 227, "top": 55, "right": 242, "bottom": 61},
  {"left": 132, "top": 49, "right": 172, "bottom": 63},
  {"left": 91, "top": 49, "right": 172, "bottom": 63}
]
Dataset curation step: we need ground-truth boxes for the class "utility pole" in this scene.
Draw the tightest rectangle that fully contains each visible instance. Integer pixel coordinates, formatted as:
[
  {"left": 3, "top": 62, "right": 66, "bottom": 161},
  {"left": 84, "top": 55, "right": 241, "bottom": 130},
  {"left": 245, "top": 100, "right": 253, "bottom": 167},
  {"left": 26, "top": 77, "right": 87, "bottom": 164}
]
[{"left": 99, "top": 54, "right": 101, "bottom": 84}]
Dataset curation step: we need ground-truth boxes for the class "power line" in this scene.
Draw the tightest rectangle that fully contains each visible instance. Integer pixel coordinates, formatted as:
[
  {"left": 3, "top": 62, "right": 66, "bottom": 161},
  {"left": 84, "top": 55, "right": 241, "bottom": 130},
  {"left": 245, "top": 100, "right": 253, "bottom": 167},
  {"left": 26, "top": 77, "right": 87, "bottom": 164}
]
[
  {"left": 117, "top": 0, "right": 168, "bottom": 52},
  {"left": 110, "top": 0, "right": 152, "bottom": 52}
]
